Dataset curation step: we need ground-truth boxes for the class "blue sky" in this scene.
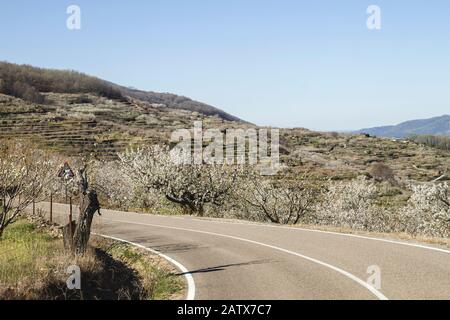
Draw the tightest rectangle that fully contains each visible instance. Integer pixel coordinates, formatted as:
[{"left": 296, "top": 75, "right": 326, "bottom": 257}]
[{"left": 1, "top": 1, "right": 449, "bottom": 130}]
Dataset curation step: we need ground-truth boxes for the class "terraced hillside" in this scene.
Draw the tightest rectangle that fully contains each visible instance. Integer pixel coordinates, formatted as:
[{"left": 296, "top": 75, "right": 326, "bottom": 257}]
[
  {"left": 1, "top": 90, "right": 449, "bottom": 185},
  {"left": 0, "top": 93, "right": 241, "bottom": 160}
]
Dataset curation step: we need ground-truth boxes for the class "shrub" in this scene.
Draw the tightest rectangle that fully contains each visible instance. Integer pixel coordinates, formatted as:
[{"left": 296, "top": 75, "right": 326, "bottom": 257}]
[{"left": 369, "top": 162, "right": 395, "bottom": 183}]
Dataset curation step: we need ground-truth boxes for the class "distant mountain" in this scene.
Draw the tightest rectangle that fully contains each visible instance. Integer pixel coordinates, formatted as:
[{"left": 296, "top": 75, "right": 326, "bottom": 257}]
[
  {"left": 0, "top": 61, "right": 244, "bottom": 122},
  {"left": 356, "top": 115, "right": 450, "bottom": 138}
]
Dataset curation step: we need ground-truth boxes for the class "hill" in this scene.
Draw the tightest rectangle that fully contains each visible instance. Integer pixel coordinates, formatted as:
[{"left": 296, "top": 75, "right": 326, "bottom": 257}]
[
  {"left": 0, "top": 91, "right": 247, "bottom": 160},
  {"left": 0, "top": 61, "right": 448, "bottom": 188},
  {"left": 0, "top": 61, "right": 243, "bottom": 122},
  {"left": 356, "top": 115, "right": 450, "bottom": 138},
  {"left": 0, "top": 61, "right": 249, "bottom": 159}
]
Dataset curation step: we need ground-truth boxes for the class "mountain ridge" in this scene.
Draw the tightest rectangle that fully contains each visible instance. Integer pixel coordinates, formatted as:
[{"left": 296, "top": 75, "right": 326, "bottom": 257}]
[{"left": 356, "top": 115, "right": 450, "bottom": 138}]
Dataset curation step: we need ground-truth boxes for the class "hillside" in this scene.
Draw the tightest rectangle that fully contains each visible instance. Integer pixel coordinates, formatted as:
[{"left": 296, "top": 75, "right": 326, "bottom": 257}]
[
  {"left": 0, "top": 61, "right": 448, "bottom": 188},
  {"left": 0, "top": 92, "right": 245, "bottom": 160},
  {"left": 356, "top": 115, "right": 450, "bottom": 138},
  {"left": 280, "top": 128, "right": 449, "bottom": 183},
  {"left": 0, "top": 61, "right": 249, "bottom": 159},
  {"left": 0, "top": 61, "right": 244, "bottom": 122}
]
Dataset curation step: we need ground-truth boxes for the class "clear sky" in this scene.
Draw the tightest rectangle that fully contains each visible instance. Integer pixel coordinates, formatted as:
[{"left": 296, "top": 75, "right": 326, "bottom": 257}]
[{"left": 1, "top": 1, "right": 449, "bottom": 130}]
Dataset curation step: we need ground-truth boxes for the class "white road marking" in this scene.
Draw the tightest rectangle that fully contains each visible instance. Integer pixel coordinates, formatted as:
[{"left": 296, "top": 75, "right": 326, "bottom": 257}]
[
  {"left": 92, "top": 232, "right": 196, "bottom": 301},
  {"left": 104, "top": 218, "right": 389, "bottom": 300},
  {"left": 175, "top": 216, "right": 450, "bottom": 255}
]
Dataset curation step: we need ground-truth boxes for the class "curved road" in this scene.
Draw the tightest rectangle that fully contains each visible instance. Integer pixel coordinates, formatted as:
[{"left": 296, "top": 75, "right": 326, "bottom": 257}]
[{"left": 38, "top": 203, "right": 450, "bottom": 300}]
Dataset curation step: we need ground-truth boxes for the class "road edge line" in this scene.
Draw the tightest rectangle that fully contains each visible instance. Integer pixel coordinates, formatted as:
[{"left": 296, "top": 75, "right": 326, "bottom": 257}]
[
  {"left": 92, "top": 232, "right": 196, "bottom": 301},
  {"left": 186, "top": 217, "right": 450, "bottom": 255}
]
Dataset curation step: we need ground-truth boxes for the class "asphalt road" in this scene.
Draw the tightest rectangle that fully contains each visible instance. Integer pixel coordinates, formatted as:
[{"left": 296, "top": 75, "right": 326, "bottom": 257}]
[{"left": 36, "top": 202, "right": 450, "bottom": 300}]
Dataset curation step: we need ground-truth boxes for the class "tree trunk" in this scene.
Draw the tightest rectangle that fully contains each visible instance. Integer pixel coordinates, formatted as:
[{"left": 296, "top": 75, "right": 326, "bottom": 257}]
[
  {"left": 70, "top": 167, "right": 101, "bottom": 255},
  {"left": 72, "top": 189, "right": 100, "bottom": 255},
  {"left": 196, "top": 205, "right": 204, "bottom": 217},
  {"left": 0, "top": 211, "right": 5, "bottom": 239}
]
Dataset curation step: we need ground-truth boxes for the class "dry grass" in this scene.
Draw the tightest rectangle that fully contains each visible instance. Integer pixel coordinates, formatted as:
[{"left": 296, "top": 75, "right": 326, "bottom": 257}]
[
  {"left": 0, "top": 220, "right": 184, "bottom": 300},
  {"left": 91, "top": 237, "right": 185, "bottom": 300}
]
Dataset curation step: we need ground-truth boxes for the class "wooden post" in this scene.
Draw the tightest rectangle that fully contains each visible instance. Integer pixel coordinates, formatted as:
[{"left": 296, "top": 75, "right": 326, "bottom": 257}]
[
  {"left": 32, "top": 199, "right": 35, "bottom": 216},
  {"left": 49, "top": 193, "right": 53, "bottom": 223},
  {"left": 69, "top": 197, "right": 73, "bottom": 248},
  {"left": 69, "top": 197, "right": 73, "bottom": 227}
]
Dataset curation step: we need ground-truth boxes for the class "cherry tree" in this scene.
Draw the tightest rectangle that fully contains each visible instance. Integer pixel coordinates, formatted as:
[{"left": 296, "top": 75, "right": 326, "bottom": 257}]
[
  {"left": 401, "top": 182, "right": 450, "bottom": 237},
  {"left": 312, "top": 177, "right": 396, "bottom": 232},
  {"left": 238, "top": 171, "right": 316, "bottom": 224},
  {"left": 118, "top": 145, "right": 240, "bottom": 216},
  {"left": 0, "top": 141, "right": 55, "bottom": 238},
  {"left": 91, "top": 160, "right": 135, "bottom": 210}
]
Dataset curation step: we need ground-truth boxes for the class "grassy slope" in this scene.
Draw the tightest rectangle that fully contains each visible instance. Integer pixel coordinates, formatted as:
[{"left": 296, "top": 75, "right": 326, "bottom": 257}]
[{"left": 0, "top": 220, "right": 184, "bottom": 300}]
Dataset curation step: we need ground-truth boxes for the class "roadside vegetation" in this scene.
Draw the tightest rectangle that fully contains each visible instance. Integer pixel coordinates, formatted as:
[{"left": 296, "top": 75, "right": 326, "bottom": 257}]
[
  {"left": 92, "top": 144, "right": 450, "bottom": 239},
  {"left": 0, "top": 136, "right": 449, "bottom": 243},
  {"left": 0, "top": 141, "right": 184, "bottom": 300},
  {"left": 0, "top": 219, "right": 184, "bottom": 300}
]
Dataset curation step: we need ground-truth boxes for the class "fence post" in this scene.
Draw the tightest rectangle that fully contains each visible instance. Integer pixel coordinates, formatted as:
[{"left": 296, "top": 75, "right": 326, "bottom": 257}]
[
  {"left": 49, "top": 193, "right": 53, "bottom": 223},
  {"left": 32, "top": 199, "right": 35, "bottom": 216},
  {"left": 69, "top": 197, "right": 73, "bottom": 244}
]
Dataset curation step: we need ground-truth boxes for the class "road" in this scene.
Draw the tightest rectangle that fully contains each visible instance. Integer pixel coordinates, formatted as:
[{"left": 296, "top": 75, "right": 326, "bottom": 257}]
[{"left": 36, "top": 202, "right": 450, "bottom": 300}]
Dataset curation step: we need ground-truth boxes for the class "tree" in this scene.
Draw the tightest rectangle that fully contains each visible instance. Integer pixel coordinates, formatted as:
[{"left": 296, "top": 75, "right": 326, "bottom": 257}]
[
  {"left": 400, "top": 182, "right": 450, "bottom": 237},
  {"left": 71, "top": 165, "right": 101, "bottom": 255},
  {"left": 239, "top": 172, "right": 316, "bottom": 224},
  {"left": 313, "top": 177, "right": 393, "bottom": 232},
  {"left": 0, "top": 141, "right": 54, "bottom": 238},
  {"left": 118, "top": 145, "right": 240, "bottom": 216},
  {"left": 90, "top": 160, "right": 135, "bottom": 210}
]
